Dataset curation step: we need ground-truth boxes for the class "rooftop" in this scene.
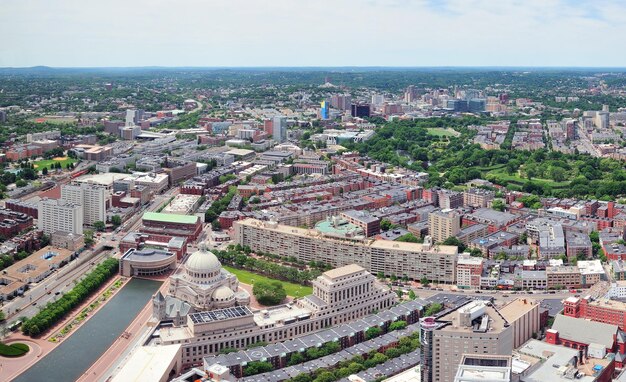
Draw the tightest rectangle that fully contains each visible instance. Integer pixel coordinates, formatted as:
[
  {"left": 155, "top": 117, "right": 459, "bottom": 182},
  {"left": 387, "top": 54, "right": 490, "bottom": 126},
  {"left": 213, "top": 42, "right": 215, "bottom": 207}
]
[
  {"left": 142, "top": 211, "right": 199, "bottom": 225},
  {"left": 189, "top": 306, "right": 253, "bottom": 324},
  {"left": 323, "top": 264, "right": 366, "bottom": 280}
]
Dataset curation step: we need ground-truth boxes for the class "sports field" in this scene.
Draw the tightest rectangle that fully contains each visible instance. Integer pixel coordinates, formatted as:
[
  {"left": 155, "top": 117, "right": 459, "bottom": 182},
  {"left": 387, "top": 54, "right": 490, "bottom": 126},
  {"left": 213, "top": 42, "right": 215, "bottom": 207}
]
[
  {"left": 223, "top": 266, "right": 312, "bottom": 298},
  {"left": 33, "top": 157, "right": 77, "bottom": 170}
]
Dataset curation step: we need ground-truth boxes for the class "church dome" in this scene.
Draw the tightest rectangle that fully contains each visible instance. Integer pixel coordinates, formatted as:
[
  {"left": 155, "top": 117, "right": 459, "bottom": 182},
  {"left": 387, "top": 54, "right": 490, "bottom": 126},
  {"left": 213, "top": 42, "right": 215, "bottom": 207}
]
[
  {"left": 185, "top": 246, "right": 222, "bottom": 275},
  {"left": 213, "top": 286, "right": 235, "bottom": 301}
]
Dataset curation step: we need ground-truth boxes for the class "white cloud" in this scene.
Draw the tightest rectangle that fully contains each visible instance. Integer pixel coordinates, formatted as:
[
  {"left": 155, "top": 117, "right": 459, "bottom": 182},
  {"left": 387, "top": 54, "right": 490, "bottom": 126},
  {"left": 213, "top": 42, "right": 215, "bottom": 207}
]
[{"left": 0, "top": 0, "right": 625, "bottom": 67}]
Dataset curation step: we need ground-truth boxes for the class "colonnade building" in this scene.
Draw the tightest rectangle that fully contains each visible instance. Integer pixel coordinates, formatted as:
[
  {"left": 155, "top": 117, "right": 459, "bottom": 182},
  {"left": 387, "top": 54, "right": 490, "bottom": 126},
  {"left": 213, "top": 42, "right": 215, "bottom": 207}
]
[
  {"left": 233, "top": 218, "right": 458, "bottom": 283},
  {"left": 149, "top": 264, "right": 396, "bottom": 368}
]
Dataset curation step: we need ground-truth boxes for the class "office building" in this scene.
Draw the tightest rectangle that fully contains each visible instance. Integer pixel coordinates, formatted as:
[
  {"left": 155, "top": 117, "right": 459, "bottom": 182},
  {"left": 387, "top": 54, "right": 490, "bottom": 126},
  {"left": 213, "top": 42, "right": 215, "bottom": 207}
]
[
  {"left": 273, "top": 116, "right": 287, "bottom": 143},
  {"left": 61, "top": 183, "right": 107, "bottom": 226},
  {"left": 141, "top": 212, "right": 202, "bottom": 241},
  {"left": 37, "top": 198, "right": 83, "bottom": 235},
  {"left": 468, "top": 99, "right": 486, "bottom": 113},
  {"left": 429, "top": 209, "right": 461, "bottom": 244},
  {"left": 351, "top": 104, "right": 371, "bottom": 118},
  {"left": 234, "top": 218, "right": 458, "bottom": 283},
  {"left": 320, "top": 100, "right": 329, "bottom": 119},
  {"left": 153, "top": 264, "right": 397, "bottom": 367}
]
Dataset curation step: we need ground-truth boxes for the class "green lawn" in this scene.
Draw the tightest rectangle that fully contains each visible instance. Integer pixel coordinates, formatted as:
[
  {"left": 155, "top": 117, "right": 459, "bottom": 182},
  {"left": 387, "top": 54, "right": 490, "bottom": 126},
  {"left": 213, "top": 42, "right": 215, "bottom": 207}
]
[
  {"left": 426, "top": 127, "right": 460, "bottom": 137},
  {"left": 486, "top": 168, "right": 570, "bottom": 189},
  {"left": 33, "top": 157, "right": 77, "bottom": 170},
  {"left": 224, "top": 266, "right": 312, "bottom": 298},
  {"left": 0, "top": 342, "right": 29, "bottom": 357}
]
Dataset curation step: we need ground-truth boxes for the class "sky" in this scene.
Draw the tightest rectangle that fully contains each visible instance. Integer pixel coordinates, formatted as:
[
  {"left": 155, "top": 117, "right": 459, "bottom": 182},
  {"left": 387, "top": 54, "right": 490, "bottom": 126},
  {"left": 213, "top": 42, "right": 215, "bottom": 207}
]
[{"left": 1, "top": 0, "right": 625, "bottom": 68}]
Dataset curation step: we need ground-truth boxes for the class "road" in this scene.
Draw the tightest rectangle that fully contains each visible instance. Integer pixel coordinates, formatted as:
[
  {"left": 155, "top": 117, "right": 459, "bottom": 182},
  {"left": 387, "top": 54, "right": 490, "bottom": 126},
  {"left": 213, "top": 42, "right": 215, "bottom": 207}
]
[{"left": 2, "top": 247, "right": 112, "bottom": 322}]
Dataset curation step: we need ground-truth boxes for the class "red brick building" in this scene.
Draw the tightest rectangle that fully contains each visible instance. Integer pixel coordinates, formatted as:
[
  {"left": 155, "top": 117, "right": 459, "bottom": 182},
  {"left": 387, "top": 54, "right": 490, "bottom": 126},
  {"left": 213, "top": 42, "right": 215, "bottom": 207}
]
[{"left": 564, "top": 295, "right": 626, "bottom": 330}]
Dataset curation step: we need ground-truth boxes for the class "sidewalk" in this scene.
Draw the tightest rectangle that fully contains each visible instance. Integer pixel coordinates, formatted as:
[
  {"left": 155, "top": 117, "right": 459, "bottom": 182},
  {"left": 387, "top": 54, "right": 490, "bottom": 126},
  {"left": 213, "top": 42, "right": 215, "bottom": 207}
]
[{"left": 77, "top": 280, "right": 169, "bottom": 382}]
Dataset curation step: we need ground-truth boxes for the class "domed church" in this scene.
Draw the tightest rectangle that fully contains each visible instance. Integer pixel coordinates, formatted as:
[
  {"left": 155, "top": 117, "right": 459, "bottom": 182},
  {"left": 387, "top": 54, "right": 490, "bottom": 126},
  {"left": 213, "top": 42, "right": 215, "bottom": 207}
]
[
  {"left": 152, "top": 244, "right": 250, "bottom": 324},
  {"left": 168, "top": 244, "right": 250, "bottom": 310}
]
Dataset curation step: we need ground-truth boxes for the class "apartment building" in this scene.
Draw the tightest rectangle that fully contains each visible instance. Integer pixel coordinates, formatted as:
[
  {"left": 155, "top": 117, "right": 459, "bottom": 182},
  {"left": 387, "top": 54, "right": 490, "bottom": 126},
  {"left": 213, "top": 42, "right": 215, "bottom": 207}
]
[
  {"left": 429, "top": 209, "right": 461, "bottom": 244},
  {"left": 61, "top": 183, "right": 107, "bottom": 226},
  {"left": 463, "top": 188, "right": 495, "bottom": 208},
  {"left": 37, "top": 198, "right": 83, "bottom": 235},
  {"left": 456, "top": 254, "right": 483, "bottom": 289},
  {"left": 234, "top": 218, "right": 458, "bottom": 283}
]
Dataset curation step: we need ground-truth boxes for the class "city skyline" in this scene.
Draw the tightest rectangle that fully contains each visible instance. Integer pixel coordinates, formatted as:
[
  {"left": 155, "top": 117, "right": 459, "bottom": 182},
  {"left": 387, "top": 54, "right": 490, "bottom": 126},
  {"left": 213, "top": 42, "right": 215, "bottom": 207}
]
[{"left": 3, "top": 0, "right": 626, "bottom": 68}]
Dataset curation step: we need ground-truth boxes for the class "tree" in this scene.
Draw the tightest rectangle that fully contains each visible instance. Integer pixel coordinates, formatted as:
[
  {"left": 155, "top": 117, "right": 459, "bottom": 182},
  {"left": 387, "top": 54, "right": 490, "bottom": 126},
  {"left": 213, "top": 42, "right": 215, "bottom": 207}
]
[
  {"left": 397, "top": 233, "right": 422, "bottom": 243},
  {"left": 380, "top": 219, "right": 394, "bottom": 232},
  {"left": 253, "top": 281, "right": 286, "bottom": 305},
  {"left": 15, "top": 179, "right": 27, "bottom": 188},
  {"left": 93, "top": 221, "right": 106, "bottom": 232},
  {"left": 111, "top": 215, "right": 122, "bottom": 227},
  {"left": 41, "top": 167, "right": 48, "bottom": 176},
  {"left": 442, "top": 236, "right": 466, "bottom": 252},
  {"left": 408, "top": 290, "right": 416, "bottom": 300},
  {"left": 84, "top": 230, "right": 95, "bottom": 246},
  {"left": 420, "top": 277, "right": 430, "bottom": 286},
  {"left": 389, "top": 320, "right": 408, "bottom": 331},
  {"left": 314, "top": 372, "right": 336, "bottom": 382},
  {"left": 288, "top": 351, "right": 307, "bottom": 366},
  {"left": 365, "top": 326, "right": 383, "bottom": 340},
  {"left": 491, "top": 199, "right": 505, "bottom": 212},
  {"left": 425, "top": 302, "right": 443, "bottom": 317},
  {"left": 243, "top": 361, "right": 273, "bottom": 377}
]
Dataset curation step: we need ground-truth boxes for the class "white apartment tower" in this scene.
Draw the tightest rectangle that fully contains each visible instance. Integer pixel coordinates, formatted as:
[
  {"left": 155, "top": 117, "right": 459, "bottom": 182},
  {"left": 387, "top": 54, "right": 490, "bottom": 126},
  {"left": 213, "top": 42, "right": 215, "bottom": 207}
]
[
  {"left": 38, "top": 198, "right": 83, "bottom": 235},
  {"left": 61, "top": 183, "right": 107, "bottom": 226}
]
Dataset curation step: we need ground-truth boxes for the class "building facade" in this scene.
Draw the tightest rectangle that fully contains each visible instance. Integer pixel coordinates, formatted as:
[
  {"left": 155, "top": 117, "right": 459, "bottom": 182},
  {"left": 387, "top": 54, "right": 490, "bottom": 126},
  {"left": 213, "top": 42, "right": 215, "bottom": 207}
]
[
  {"left": 233, "top": 219, "right": 458, "bottom": 283},
  {"left": 37, "top": 198, "right": 83, "bottom": 235}
]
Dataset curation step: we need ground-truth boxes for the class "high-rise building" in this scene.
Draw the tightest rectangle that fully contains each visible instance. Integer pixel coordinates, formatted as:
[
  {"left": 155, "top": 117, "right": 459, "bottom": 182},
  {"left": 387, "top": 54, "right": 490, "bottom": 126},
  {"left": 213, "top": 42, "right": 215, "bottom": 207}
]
[
  {"left": 429, "top": 209, "right": 461, "bottom": 243},
  {"left": 371, "top": 94, "right": 384, "bottom": 106},
  {"left": 447, "top": 99, "right": 469, "bottom": 112},
  {"left": 351, "top": 104, "right": 371, "bottom": 118},
  {"left": 125, "top": 109, "right": 145, "bottom": 126},
  {"left": 404, "top": 85, "right": 418, "bottom": 103},
  {"left": 38, "top": 198, "right": 83, "bottom": 235},
  {"left": 421, "top": 300, "right": 515, "bottom": 382},
  {"left": 330, "top": 95, "right": 351, "bottom": 110},
  {"left": 320, "top": 100, "right": 329, "bottom": 120},
  {"left": 61, "top": 183, "right": 107, "bottom": 226},
  {"left": 468, "top": 99, "right": 486, "bottom": 113},
  {"left": 272, "top": 116, "right": 287, "bottom": 143},
  {"left": 596, "top": 111, "right": 609, "bottom": 129}
]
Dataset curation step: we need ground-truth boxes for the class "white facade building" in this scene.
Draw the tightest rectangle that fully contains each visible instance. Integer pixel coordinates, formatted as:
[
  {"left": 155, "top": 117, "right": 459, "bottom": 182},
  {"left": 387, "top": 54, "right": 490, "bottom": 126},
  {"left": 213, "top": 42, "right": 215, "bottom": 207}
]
[
  {"left": 38, "top": 198, "right": 83, "bottom": 235},
  {"left": 61, "top": 183, "right": 107, "bottom": 226}
]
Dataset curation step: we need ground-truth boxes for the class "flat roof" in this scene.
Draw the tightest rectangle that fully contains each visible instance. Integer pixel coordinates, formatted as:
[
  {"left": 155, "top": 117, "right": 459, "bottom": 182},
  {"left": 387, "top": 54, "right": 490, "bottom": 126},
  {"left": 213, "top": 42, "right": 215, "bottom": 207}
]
[
  {"left": 323, "top": 264, "right": 366, "bottom": 280},
  {"left": 189, "top": 306, "right": 253, "bottom": 324},
  {"left": 143, "top": 211, "right": 199, "bottom": 225},
  {"left": 111, "top": 344, "right": 181, "bottom": 382}
]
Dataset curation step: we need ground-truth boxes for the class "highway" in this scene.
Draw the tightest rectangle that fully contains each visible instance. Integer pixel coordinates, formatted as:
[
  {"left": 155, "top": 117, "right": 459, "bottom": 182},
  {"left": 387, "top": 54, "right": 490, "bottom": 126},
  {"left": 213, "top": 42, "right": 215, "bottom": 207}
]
[{"left": 2, "top": 246, "right": 112, "bottom": 322}]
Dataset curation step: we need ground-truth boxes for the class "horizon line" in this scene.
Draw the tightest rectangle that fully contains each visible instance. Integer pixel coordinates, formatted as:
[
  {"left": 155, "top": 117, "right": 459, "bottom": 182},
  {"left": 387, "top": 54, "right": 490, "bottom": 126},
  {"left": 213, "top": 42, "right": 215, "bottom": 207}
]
[{"left": 3, "top": 65, "right": 626, "bottom": 70}]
